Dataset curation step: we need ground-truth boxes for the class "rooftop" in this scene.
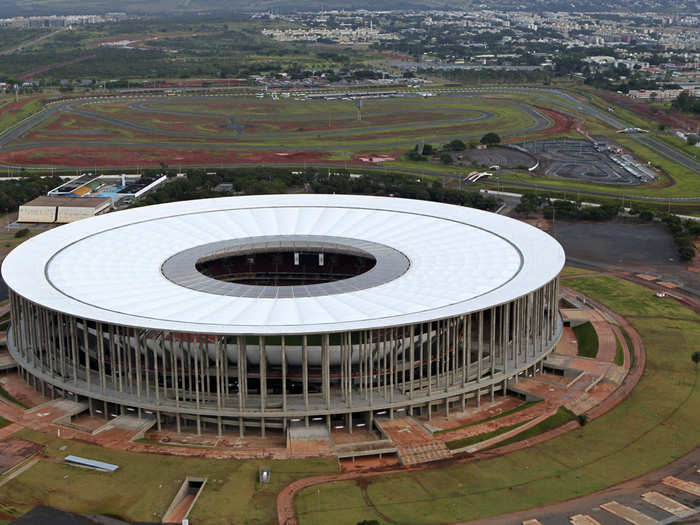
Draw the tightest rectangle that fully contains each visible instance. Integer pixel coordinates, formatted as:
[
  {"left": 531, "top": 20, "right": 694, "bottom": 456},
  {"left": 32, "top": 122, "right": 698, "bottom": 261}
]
[{"left": 2, "top": 194, "right": 565, "bottom": 335}]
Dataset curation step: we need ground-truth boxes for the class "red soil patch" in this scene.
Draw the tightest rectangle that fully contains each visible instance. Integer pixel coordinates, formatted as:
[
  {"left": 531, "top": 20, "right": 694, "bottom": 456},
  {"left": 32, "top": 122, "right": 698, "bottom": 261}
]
[
  {"left": 534, "top": 106, "right": 575, "bottom": 135},
  {"left": 0, "top": 146, "right": 336, "bottom": 167},
  {"left": 24, "top": 112, "right": 193, "bottom": 142},
  {"left": 504, "top": 106, "right": 581, "bottom": 144}
]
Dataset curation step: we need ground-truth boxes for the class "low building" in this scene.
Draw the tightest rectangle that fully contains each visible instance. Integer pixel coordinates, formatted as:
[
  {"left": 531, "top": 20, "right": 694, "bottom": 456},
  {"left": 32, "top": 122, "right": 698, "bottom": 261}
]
[{"left": 18, "top": 197, "right": 111, "bottom": 224}]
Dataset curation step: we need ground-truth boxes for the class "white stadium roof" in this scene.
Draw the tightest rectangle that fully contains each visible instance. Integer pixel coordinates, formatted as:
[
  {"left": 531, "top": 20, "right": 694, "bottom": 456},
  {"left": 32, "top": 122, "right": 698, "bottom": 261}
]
[{"left": 1, "top": 194, "right": 565, "bottom": 334}]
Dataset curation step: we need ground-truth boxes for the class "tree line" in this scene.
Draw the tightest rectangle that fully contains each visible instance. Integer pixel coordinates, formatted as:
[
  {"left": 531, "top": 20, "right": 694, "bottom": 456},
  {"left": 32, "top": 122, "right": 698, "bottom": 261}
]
[{"left": 133, "top": 167, "right": 500, "bottom": 212}]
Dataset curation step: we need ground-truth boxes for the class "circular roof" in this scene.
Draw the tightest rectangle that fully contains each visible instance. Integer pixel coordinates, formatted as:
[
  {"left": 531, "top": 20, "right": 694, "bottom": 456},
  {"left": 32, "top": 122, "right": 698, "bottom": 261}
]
[{"left": 2, "top": 194, "right": 564, "bottom": 334}]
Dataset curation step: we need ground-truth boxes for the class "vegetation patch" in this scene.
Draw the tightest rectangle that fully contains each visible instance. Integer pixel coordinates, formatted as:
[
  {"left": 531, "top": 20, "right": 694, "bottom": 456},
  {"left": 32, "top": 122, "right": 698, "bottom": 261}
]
[
  {"left": 573, "top": 321, "right": 599, "bottom": 358},
  {"left": 435, "top": 401, "right": 540, "bottom": 435},
  {"left": 0, "top": 386, "right": 28, "bottom": 409},
  {"left": 614, "top": 333, "right": 625, "bottom": 366},
  {"left": 486, "top": 407, "right": 576, "bottom": 450},
  {"left": 445, "top": 419, "right": 536, "bottom": 450}
]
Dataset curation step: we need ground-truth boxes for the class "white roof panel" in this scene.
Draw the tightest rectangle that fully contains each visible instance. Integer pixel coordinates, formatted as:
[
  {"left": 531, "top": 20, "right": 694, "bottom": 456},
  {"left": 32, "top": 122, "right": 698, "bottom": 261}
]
[{"left": 1, "top": 194, "right": 565, "bottom": 334}]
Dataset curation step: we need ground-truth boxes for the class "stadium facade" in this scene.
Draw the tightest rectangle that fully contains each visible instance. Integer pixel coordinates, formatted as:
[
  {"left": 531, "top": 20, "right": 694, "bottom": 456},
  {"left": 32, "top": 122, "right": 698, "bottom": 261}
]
[{"left": 2, "top": 194, "right": 565, "bottom": 436}]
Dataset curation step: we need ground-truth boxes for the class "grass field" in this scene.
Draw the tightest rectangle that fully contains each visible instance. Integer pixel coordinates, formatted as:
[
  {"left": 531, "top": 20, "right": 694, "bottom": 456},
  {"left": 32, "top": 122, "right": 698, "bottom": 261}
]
[
  {"left": 485, "top": 407, "right": 577, "bottom": 450},
  {"left": 559, "top": 266, "right": 599, "bottom": 277},
  {"left": 573, "top": 321, "right": 599, "bottom": 358},
  {"left": 0, "top": 96, "right": 44, "bottom": 132},
  {"left": 0, "top": 386, "right": 27, "bottom": 409},
  {"left": 435, "top": 401, "right": 539, "bottom": 435},
  {"left": 445, "top": 419, "right": 534, "bottom": 450},
  {"left": 12, "top": 96, "right": 538, "bottom": 150},
  {"left": 614, "top": 333, "right": 625, "bottom": 366},
  {"left": 295, "top": 275, "right": 700, "bottom": 525},
  {"left": 0, "top": 429, "right": 337, "bottom": 524}
]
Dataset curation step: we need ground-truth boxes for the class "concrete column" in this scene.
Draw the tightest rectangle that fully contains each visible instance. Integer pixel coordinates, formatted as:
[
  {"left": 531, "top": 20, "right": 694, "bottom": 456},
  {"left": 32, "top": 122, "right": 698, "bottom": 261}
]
[
  {"left": 215, "top": 338, "right": 222, "bottom": 412},
  {"left": 490, "top": 308, "right": 496, "bottom": 401},
  {"left": 237, "top": 336, "right": 245, "bottom": 437},
  {"left": 409, "top": 325, "right": 415, "bottom": 400},
  {"left": 259, "top": 336, "right": 266, "bottom": 438},
  {"left": 70, "top": 317, "right": 78, "bottom": 385},
  {"left": 347, "top": 332, "right": 353, "bottom": 408},
  {"left": 153, "top": 334, "right": 160, "bottom": 405},
  {"left": 389, "top": 329, "right": 394, "bottom": 404},
  {"left": 427, "top": 323, "right": 433, "bottom": 396},
  {"left": 281, "top": 336, "right": 287, "bottom": 414},
  {"left": 172, "top": 334, "right": 180, "bottom": 408},
  {"left": 369, "top": 330, "right": 374, "bottom": 408},
  {"left": 477, "top": 311, "right": 483, "bottom": 407},
  {"left": 322, "top": 334, "right": 330, "bottom": 409},
  {"left": 302, "top": 335, "right": 309, "bottom": 414}
]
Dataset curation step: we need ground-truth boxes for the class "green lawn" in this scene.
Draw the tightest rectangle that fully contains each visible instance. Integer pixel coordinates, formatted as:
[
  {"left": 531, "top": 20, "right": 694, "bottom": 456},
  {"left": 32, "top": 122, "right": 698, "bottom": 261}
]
[
  {"left": 445, "top": 419, "right": 534, "bottom": 450},
  {"left": 0, "top": 97, "right": 45, "bottom": 132},
  {"left": 435, "top": 401, "right": 539, "bottom": 435},
  {"left": 559, "top": 266, "right": 598, "bottom": 277},
  {"left": 295, "top": 276, "right": 700, "bottom": 525},
  {"left": 0, "top": 386, "right": 28, "bottom": 409},
  {"left": 563, "top": 276, "right": 700, "bottom": 321},
  {"left": 573, "top": 322, "right": 599, "bottom": 358},
  {"left": 614, "top": 333, "right": 625, "bottom": 366},
  {"left": 486, "top": 407, "right": 576, "bottom": 450},
  {"left": 0, "top": 429, "right": 337, "bottom": 524}
]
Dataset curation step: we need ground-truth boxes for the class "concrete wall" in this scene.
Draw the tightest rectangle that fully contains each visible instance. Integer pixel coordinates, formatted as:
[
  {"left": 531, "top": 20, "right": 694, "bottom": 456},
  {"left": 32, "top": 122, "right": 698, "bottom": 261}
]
[{"left": 18, "top": 205, "right": 56, "bottom": 223}]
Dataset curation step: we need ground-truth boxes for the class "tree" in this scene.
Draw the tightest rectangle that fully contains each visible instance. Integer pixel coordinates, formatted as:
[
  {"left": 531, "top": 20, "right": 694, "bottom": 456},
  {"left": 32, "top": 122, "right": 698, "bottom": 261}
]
[
  {"left": 515, "top": 192, "right": 541, "bottom": 215},
  {"left": 480, "top": 132, "right": 501, "bottom": 146},
  {"left": 639, "top": 210, "right": 654, "bottom": 221},
  {"left": 439, "top": 152, "right": 453, "bottom": 165},
  {"left": 448, "top": 139, "right": 466, "bottom": 151},
  {"left": 687, "top": 135, "right": 698, "bottom": 146},
  {"left": 692, "top": 351, "right": 700, "bottom": 369}
]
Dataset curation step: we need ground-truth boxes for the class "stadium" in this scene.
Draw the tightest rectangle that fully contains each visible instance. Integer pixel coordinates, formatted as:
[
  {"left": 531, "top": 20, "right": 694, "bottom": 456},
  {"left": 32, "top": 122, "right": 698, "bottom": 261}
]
[{"left": 1, "top": 194, "right": 564, "bottom": 437}]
